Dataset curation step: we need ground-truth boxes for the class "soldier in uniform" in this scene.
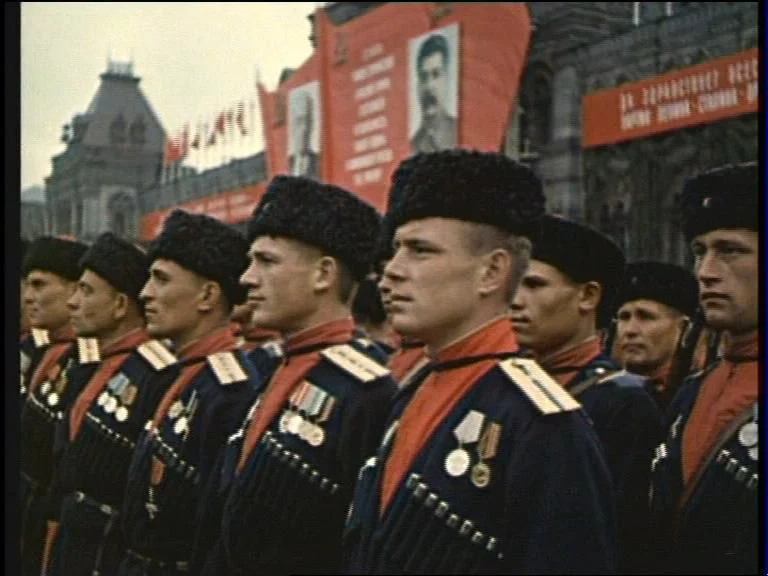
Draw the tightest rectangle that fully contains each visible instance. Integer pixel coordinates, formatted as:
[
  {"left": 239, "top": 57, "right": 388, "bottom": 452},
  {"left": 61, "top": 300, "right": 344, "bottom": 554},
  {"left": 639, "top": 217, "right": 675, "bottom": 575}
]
[
  {"left": 20, "top": 238, "right": 50, "bottom": 411},
  {"left": 39, "top": 233, "right": 175, "bottom": 576},
  {"left": 649, "top": 163, "right": 759, "bottom": 574},
  {"left": 117, "top": 210, "right": 260, "bottom": 576},
  {"left": 20, "top": 236, "right": 88, "bottom": 576},
  {"left": 510, "top": 214, "right": 664, "bottom": 573},
  {"left": 195, "top": 176, "right": 397, "bottom": 575},
  {"left": 613, "top": 261, "right": 699, "bottom": 410},
  {"left": 380, "top": 155, "right": 430, "bottom": 386},
  {"left": 344, "top": 150, "right": 617, "bottom": 574}
]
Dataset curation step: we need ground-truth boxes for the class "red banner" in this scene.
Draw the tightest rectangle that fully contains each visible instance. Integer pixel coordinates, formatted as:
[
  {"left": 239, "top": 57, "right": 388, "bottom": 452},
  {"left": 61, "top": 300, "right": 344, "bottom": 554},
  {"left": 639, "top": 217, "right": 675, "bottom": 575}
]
[
  {"left": 140, "top": 182, "right": 267, "bottom": 240},
  {"left": 259, "top": 3, "right": 531, "bottom": 211},
  {"left": 582, "top": 48, "right": 759, "bottom": 149}
]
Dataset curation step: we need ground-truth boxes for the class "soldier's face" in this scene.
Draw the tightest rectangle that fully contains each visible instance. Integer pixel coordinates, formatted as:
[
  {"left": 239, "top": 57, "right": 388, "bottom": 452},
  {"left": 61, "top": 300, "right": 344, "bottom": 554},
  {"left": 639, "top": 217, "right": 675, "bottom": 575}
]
[
  {"left": 23, "top": 270, "right": 76, "bottom": 332},
  {"left": 140, "top": 259, "right": 207, "bottom": 341},
  {"left": 418, "top": 52, "right": 447, "bottom": 120},
  {"left": 240, "top": 236, "right": 321, "bottom": 334},
  {"left": 379, "top": 218, "right": 487, "bottom": 349},
  {"left": 692, "top": 228, "right": 759, "bottom": 334},
  {"left": 67, "top": 270, "right": 124, "bottom": 338},
  {"left": 510, "top": 260, "right": 583, "bottom": 355},
  {"left": 615, "top": 299, "right": 684, "bottom": 375}
]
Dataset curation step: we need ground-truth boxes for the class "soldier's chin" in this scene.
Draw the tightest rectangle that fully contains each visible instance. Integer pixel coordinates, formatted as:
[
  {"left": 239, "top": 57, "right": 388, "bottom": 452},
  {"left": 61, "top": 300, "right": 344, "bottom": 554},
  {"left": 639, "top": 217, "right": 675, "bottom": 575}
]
[{"left": 145, "top": 322, "right": 169, "bottom": 338}]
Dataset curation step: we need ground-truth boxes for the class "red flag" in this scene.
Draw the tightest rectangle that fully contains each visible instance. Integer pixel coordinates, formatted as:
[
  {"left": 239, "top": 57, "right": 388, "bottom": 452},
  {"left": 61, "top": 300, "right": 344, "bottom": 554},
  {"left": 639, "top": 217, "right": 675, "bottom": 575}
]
[
  {"left": 215, "top": 112, "right": 226, "bottom": 135},
  {"left": 191, "top": 127, "right": 200, "bottom": 149},
  {"left": 236, "top": 101, "right": 247, "bottom": 136}
]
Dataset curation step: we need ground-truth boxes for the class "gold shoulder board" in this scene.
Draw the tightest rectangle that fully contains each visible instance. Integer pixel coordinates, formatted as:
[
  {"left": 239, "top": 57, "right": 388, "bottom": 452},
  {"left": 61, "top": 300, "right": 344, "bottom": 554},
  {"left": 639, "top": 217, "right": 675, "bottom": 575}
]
[
  {"left": 31, "top": 328, "right": 50, "bottom": 348},
  {"left": 498, "top": 358, "right": 581, "bottom": 414},
  {"left": 207, "top": 351, "right": 249, "bottom": 385},
  {"left": 321, "top": 344, "right": 390, "bottom": 383},
  {"left": 77, "top": 337, "right": 101, "bottom": 364},
  {"left": 137, "top": 340, "right": 178, "bottom": 371}
]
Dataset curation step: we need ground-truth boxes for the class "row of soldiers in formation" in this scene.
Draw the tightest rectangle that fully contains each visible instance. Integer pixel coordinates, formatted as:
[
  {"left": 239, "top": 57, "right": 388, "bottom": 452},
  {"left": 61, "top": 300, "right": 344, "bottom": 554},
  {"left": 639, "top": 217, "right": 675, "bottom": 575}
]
[{"left": 19, "top": 150, "right": 758, "bottom": 576}]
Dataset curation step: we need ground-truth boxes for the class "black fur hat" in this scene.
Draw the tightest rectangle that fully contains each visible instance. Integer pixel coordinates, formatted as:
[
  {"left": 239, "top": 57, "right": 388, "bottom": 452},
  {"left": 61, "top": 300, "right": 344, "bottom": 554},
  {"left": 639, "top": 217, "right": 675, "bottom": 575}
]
[
  {"left": 79, "top": 232, "right": 149, "bottom": 303},
  {"left": 147, "top": 210, "right": 249, "bottom": 306},
  {"left": 680, "top": 162, "right": 758, "bottom": 242},
  {"left": 389, "top": 149, "right": 545, "bottom": 239},
  {"left": 615, "top": 261, "right": 699, "bottom": 318},
  {"left": 376, "top": 155, "right": 432, "bottom": 265},
  {"left": 532, "top": 215, "right": 626, "bottom": 328},
  {"left": 247, "top": 175, "right": 382, "bottom": 281},
  {"left": 22, "top": 236, "right": 89, "bottom": 282}
]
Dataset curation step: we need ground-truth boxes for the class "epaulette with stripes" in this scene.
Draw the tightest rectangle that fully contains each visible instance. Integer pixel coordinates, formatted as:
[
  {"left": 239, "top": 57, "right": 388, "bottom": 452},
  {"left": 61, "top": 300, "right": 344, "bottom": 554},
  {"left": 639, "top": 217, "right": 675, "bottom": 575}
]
[
  {"left": 498, "top": 357, "right": 581, "bottom": 414},
  {"left": 77, "top": 337, "right": 101, "bottom": 364},
  {"left": 207, "top": 351, "right": 250, "bottom": 385},
  {"left": 321, "top": 344, "right": 390, "bottom": 383},
  {"left": 137, "top": 339, "right": 178, "bottom": 371},
  {"left": 31, "top": 328, "right": 50, "bottom": 348}
]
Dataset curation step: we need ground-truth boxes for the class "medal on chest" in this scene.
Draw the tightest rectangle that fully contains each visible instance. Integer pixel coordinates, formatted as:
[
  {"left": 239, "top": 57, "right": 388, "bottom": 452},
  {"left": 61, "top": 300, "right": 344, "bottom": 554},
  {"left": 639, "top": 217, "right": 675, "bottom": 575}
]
[{"left": 445, "top": 410, "right": 484, "bottom": 478}]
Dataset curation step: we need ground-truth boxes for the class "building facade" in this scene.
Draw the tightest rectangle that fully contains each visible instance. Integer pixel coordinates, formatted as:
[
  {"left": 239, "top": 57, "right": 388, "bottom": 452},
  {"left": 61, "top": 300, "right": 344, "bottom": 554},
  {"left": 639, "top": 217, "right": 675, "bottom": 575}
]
[
  {"left": 44, "top": 60, "right": 165, "bottom": 243},
  {"left": 43, "top": 3, "right": 758, "bottom": 266}
]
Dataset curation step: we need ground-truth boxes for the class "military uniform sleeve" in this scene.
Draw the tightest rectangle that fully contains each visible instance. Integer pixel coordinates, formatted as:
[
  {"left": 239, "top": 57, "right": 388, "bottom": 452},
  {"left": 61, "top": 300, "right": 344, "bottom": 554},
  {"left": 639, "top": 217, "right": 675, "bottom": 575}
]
[
  {"left": 197, "top": 381, "right": 257, "bottom": 487},
  {"left": 335, "top": 375, "right": 397, "bottom": 494},
  {"left": 605, "top": 390, "right": 664, "bottom": 573},
  {"left": 501, "top": 411, "right": 618, "bottom": 574}
]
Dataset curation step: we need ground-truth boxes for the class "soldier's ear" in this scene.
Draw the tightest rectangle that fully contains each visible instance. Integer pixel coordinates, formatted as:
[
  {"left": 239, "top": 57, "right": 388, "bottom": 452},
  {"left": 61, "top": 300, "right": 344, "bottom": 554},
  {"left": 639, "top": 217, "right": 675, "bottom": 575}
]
[
  {"left": 478, "top": 249, "right": 511, "bottom": 298},
  {"left": 313, "top": 256, "right": 337, "bottom": 293},
  {"left": 578, "top": 281, "right": 602, "bottom": 316},
  {"left": 112, "top": 292, "right": 130, "bottom": 322},
  {"left": 198, "top": 281, "right": 222, "bottom": 312}
]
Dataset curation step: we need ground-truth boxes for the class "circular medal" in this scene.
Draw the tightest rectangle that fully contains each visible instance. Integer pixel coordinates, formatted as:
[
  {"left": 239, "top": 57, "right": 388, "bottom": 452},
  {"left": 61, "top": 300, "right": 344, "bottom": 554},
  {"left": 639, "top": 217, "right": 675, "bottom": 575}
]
[
  {"left": 298, "top": 420, "right": 313, "bottom": 441},
  {"left": 116, "top": 406, "right": 129, "bottom": 423},
  {"left": 738, "top": 422, "right": 758, "bottom": 448},
  {"left": 470, "top": 462, "right": 492, "bottom": 488},
  {"left": 168, "top": 400, "right": 183, "bottom": 420},
  {"left": 748, "top": 445, "right": 758, "bottom": 461},
  {"left": 308, "top": 425, "right": 325, "bottom": 447},
  {"left": 40, "top": 382, "right": 51, "bottom": 395},
  {"left": 287, "top": 414, "right": 303, "bottom": 435},
  {"left": 104, "top": 397, "right": 118, "bottom": 414},
  {"left": 97, "top": 392, "right": 109, "bottom": 407},
  {"left": 174, "top": 416, "right": 188, "bottom": 436},
  {"left": 278, "top": 412, "right": 291, "bottom": 434},
  {"left": 444, "top": 448, "right": 471, "bottom": 477},
  {"left": 47, "top": 392, "right": 60, "bottom": 407}
]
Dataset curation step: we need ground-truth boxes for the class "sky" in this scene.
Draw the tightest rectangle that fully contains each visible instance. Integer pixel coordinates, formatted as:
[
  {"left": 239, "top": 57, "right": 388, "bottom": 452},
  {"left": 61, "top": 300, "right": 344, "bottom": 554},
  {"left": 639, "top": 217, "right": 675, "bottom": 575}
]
[{"left": 21, "top": 2, "right": 322, "bottom": 191}]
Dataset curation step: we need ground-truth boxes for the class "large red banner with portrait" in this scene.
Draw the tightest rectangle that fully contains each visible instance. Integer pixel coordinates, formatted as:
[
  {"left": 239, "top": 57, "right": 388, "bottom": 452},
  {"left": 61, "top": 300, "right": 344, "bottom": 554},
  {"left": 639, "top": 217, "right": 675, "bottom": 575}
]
[{"left": 259, "top": 2, "right": 531, "bottom": 211}]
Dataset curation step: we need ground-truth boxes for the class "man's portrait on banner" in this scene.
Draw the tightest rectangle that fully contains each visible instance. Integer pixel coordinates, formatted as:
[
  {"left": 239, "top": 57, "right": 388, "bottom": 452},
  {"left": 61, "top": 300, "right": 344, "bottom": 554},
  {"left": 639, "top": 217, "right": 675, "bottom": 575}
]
[
  {"left": 287, "top": 81, "right": 322, "bottom": 179},
  {"left": 408, "top": 23, "right": 460, "bottom": 154}
]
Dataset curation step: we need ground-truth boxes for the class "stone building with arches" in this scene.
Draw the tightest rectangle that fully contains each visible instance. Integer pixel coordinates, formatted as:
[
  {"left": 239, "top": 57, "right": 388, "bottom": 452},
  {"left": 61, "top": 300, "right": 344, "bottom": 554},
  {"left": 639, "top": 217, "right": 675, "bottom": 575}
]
[{"left": 43, "top": 59, "right": 165, "bottom": 243}]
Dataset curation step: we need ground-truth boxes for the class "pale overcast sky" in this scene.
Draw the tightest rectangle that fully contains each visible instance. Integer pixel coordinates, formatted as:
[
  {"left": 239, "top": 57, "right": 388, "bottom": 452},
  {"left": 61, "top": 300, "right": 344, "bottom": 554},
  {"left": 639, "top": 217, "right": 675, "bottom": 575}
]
[{"left": 21, "top": 2, "right": 320, "bottom": 191}]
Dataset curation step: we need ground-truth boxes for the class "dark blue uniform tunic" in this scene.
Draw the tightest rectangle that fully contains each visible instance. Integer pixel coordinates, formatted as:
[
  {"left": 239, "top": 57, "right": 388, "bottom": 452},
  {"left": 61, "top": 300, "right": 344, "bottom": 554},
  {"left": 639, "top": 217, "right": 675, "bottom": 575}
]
[
  {"left": 649, "top": 364, "right": 759, "bottom": 575},
  {"left": 118, "top": 349, "right": 259, "bottom": 576},
  {"left": 48, "top": 340, "right": 179, "bottom": 576},
  {"left": 343, "top": 356, "right": 618, "bottom": 575},
  {"left": 197, "top": 337, "right": 396, "bottom": 576}
]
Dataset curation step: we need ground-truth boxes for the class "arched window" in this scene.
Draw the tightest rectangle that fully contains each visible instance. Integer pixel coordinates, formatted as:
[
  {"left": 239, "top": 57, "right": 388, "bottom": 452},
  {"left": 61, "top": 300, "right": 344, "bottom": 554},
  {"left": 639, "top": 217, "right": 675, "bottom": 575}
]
[
  {"left": 110, "top": 114, "right": 127, "bottom": 145},
  {"left": 130, "top": 116, "right": 146, "bottom": 146}
]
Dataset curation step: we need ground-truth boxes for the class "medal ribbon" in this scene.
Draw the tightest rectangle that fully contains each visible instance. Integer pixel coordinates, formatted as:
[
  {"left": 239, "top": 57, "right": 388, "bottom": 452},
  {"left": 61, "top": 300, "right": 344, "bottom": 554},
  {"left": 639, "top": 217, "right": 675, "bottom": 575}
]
[
  {"left": 380, "top": 317, "right": 519, "bottom": 516},
  {"left": 69, "top": 329, "right": 150, "bottom": 441},
  {"left": 236, "top": 319, "right": 355, "bottom": 474},
  {"left": 27, "top": 326, "right": 76, "bottom": 397},
  {"left": 150, "top": 326, "right": 239, "bottom": 429}
]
